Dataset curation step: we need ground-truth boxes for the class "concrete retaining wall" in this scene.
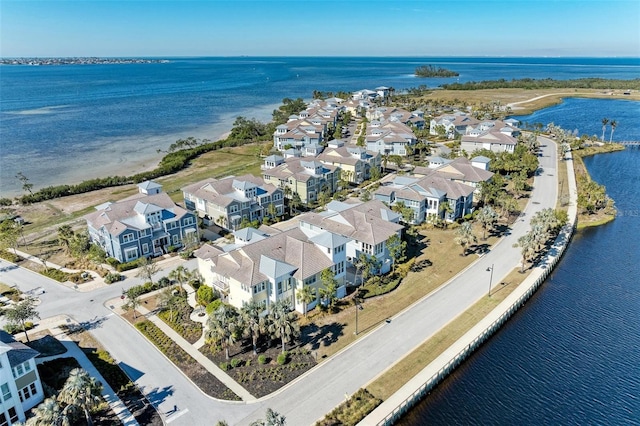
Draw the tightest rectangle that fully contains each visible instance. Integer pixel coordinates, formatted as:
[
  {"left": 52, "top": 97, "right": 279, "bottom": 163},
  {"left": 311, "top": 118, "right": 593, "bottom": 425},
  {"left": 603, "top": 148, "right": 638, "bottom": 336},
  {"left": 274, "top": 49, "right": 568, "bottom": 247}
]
[{"left": 362, "top": 150, "right": 578, "bottom": 426}]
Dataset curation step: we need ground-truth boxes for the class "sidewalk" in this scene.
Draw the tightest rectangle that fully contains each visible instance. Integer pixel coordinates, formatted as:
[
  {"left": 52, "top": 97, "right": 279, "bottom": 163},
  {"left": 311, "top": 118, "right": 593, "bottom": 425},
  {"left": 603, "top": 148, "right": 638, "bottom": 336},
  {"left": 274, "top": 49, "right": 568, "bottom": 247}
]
[
  {"left": 11, "top": 248, "right": 189, "bottom": 292},
  {"left": 110, "top": 295, "right": 256, "bottom": 402},
  {"left": 30, "top": 316, "right": 139, "bottom": 426}
]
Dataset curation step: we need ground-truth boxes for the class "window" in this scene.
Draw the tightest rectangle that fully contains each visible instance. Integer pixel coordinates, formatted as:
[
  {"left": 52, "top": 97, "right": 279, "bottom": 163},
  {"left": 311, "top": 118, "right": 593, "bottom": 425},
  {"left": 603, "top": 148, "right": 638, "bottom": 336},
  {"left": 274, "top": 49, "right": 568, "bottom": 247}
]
[
  {"left": 253, "top": 282, "right": 266, "bottom": 294},
  {"left": 166, "top": 221, "right": 177, "bottom": 230},
  {"left": 122, "top": 233, "right": 134, "bottom": 243},
  {"left": 1, "top": 383, "right": 11, "bottom": 401},
  {"left": 8, "top": 407, "right": 17, "bottom": 424},
  {"left": 229, "top": 205, "right": 238, "bottom": 213},
  {"left": 19, "top": 382, "right": 37, "bottom": 402},
  {"left": 142, "top": 243, "right": 149, "bottom": 254},
  {"left": 0, "top": 412, "right": 6, "bottom": 426},
  {"left": 172, "top": 235, "right": 179, "bottom": 245},
  {"left": 13, "top": 363, "right": 24, "bottom": 378},
  {"left": 124, "top": 247, "right": 138, "bottom": 262}
]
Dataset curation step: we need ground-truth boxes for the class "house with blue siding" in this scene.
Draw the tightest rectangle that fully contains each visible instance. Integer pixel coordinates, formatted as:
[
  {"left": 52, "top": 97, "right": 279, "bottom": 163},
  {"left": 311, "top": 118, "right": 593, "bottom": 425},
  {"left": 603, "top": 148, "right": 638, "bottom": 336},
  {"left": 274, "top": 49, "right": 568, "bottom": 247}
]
[{"left": 85, "top": 181, "right": 197, "bottom": 262}]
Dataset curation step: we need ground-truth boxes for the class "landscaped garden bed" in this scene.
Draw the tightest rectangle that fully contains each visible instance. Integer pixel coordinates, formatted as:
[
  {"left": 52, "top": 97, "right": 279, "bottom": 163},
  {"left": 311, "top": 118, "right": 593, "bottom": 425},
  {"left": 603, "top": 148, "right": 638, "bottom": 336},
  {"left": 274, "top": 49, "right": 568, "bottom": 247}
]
[
  {"left": 134, "top": 319, "right": 240, "bottom": 400},
  {"left": 200, "top": 341, "right": 316, "bottom": 398},
  {"left": 156, "top": 296, "right": 202, "bottom": 344}
]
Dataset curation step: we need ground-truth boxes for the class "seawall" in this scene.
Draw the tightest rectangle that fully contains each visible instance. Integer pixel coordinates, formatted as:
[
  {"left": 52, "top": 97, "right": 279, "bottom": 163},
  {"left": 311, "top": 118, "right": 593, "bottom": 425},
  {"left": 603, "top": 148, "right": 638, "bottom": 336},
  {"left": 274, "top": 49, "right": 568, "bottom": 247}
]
[{"left": 361, "top": 148, "right": 578, "bottom": 426}]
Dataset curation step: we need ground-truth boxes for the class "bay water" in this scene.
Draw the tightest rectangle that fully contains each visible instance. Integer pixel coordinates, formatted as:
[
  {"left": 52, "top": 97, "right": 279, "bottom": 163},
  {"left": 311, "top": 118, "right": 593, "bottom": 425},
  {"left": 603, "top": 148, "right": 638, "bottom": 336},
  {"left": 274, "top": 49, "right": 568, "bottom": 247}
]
[
  {"left": 398, "top": 110, "right": 640, "bottom": 425},
  {"left": 1, "top": 56, "right": 639, "bottom": 195}
]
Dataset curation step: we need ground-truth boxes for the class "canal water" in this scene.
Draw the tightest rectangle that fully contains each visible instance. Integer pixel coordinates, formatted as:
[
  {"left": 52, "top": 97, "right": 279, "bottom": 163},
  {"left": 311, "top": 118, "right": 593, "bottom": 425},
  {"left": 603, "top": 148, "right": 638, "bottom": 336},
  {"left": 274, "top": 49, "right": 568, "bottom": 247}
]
[{"left": 398, "top": 144, "right": 640, "bottom": 422}]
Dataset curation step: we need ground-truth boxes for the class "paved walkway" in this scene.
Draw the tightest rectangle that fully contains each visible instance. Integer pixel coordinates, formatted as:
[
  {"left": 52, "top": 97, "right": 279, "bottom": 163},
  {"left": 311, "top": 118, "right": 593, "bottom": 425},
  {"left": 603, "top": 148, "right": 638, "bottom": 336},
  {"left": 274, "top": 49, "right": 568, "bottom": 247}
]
[
  {"left": 30, "top": 316, "right": 139, "bottom": 426},
  {"left": 109, "top": 295, "right": 256, "bottom": 402},
  {"left": 10, "top": 248, "right": 189, "bottom": 292}
]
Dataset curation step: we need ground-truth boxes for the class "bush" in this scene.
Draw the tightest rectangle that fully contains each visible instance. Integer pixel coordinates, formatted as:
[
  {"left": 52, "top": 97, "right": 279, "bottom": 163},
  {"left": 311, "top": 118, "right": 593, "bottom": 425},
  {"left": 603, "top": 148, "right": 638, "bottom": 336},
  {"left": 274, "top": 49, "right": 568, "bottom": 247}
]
[
  {"left": 205, "top": 300, "right": 223, "bottom": 316},
  {"left": 41, "top": 268, "right": 70, "bottom": 282},
  {"left": 220, "top": 362, "right": 229, "bottom": 371},
  {"left": 180, "top": 250, "right": 193, "bottom": 260},
  {"left": 0, "top": 250, "right": 20, "bottom": 263},
  {"left": 126, "top": 281, "right": 160, "bottom": 299},
  {"left": 258, "top": 355, "right": 267, "bottom": 365},
  {"left": 230, "top": 358, "right": 242, "bottom": 368},
  {"left": 167, "top": 245, "right": 177, "bottom": 253},
  {"left": 104, "top": 272, "right": 124, "bottom": 284},
  {"left": 157, "top": 277, "right": 171, "bottom": 287},
  {"left": 197, "top": 285, "right": 215, "bottom": 306},
  {"left": 277, "top": 352, "right": 288, "bottom": 365},
  {"left": 116, "top": 259, "right": 141, "bottom": 272},
  {"left": 106, "top": 257, "right": 120, "bottom": 268}
]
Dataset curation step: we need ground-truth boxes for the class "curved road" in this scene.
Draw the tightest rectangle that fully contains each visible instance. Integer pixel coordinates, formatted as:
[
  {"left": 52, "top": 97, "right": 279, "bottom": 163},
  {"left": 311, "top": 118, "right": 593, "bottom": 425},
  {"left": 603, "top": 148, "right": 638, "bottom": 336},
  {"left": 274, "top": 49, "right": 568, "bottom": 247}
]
[{"left": 0, "top": 138, "right": 557, "bottom": 425}]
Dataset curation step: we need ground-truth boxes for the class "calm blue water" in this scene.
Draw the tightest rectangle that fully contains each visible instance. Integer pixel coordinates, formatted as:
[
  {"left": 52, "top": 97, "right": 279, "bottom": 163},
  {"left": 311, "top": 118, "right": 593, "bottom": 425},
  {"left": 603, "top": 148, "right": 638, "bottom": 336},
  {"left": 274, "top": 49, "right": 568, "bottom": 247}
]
[
  {"left": 1, "top": 56, "right": 639, "bottom": 196},
  {"left": 398, "top": 152, "right": 640, "bottom": 424}
]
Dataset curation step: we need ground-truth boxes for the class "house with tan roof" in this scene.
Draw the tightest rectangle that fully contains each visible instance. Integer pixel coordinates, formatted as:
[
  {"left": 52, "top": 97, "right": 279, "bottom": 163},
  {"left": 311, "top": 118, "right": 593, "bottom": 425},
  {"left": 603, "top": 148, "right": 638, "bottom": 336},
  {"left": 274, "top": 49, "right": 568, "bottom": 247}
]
[
  {"left": 374, "top": 172, "right": 475, "bottom": 224},
  {"left": 182, "top": 175, "right": 284, "bottom": 231},
  {"left": 414, "top": 157, "right": 494, "bottom": 194},
  {"left": 262, "top": 157, "right": 339, "bottom": 204},
  {"left": 365, "top": 120, "right": 417, "bottom": 156},
  {"left": 86, "top": 181, "right": 197, "bottom": 262},
  {"left": 0, "top": 331, "right": 44, "bottom": 424},
  {"left": 316, "top": 140, "right": 381, "bottom": 184},
  {"left": 430, "top": 112, "right": 480, "bottom": 137},
  {"left": 194, "top": 225, "right": 347, "bottom": 314},
  {"left": 296, "top": 200, "right": 404, "bottom": 273}
]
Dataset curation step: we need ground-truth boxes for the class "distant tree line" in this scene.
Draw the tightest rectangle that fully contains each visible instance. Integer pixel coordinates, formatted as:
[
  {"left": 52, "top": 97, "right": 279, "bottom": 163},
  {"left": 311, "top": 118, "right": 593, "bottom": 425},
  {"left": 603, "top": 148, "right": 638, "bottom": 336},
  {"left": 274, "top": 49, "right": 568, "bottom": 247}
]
[
  {"left": 441, "top": 78, "right": 640, "bottom": 90},
  {"left": 415, "top": 65, "right": 459, "bottom": 78}
]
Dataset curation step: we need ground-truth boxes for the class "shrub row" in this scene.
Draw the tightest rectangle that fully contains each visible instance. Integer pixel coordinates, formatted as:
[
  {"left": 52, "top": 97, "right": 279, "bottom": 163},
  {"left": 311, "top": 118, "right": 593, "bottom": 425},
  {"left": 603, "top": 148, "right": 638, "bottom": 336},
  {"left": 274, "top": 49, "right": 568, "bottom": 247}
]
[
  {"left": 0, "top": 250, "right": 20, "bottom": 263},
  {"left": 126, "top": 281, "right": 161, "bottom": 299},
  {"left": 316, "top": 388, "right": 382, "bottom": 426},
  {"left": 41, "top": 268, "right": 70, "bottom": 282}
]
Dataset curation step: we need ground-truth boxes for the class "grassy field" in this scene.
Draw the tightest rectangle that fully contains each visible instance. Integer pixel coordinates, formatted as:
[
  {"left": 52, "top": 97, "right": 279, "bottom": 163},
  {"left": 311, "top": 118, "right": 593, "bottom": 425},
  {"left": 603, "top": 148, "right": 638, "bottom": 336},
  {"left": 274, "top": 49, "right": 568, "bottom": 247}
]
[
  {"left": 305, "top": 224, "right": 504, "bottom": 360},
  {"left": 13, "top": 142, "right": 268, "bottom": 246},
  {"left": 367, "top": 267, "right": 529, "bottom": 400},
  {"left": 416, "top": 89, "right": 640, "bottom": 115}
]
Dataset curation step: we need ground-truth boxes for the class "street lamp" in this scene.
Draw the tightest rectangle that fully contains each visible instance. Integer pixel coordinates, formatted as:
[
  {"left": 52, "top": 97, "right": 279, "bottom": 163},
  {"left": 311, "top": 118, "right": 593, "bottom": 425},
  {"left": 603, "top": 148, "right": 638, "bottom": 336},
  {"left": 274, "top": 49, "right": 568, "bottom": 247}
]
[{"left": 487, "top": 264, "right": 494, "bottom": 297}]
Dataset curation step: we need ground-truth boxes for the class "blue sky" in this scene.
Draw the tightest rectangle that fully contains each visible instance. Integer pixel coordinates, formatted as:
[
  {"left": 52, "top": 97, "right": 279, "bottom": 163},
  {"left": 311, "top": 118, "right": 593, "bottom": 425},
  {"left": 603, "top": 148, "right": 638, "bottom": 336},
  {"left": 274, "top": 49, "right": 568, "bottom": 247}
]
[{"left": 1, "top": 0, "right": 639, "bottom": 57}]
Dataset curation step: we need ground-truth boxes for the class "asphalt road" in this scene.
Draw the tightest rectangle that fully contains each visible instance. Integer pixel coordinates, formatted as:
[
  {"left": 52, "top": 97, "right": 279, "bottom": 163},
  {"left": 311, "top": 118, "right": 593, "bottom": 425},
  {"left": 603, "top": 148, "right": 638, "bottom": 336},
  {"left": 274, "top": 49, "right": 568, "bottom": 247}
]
[{"left": 0, "top": 137, "right": 557, "bottom": 426}]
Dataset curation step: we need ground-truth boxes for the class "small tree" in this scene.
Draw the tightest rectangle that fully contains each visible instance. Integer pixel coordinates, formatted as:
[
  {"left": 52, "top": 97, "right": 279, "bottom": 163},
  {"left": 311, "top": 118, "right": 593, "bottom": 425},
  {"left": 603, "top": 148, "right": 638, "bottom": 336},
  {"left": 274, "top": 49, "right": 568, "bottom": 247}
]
[
  {"left": 157, "top": 287, "right": 179, "bottom": 322},
  {"left": 15, "top": 172, "right": 33, "bottom": 195},
  {"left": 476, "top": 205, "right": 499, "bottom": 240},
  {"left": 196, "top": 285, "right": 215, "bottom": 307},
  {"left": 123, "top": 291, "right": 141, "bottom": 319},
  {"left": 386, "top": 234, "right": 407, "bottom": 272},
  {"left": 135, "top": 257, "right": 160, "bottom": 285},
  {"left": 319, "top": 268, "right": 338, "bottom": 311},
  {"left": 249, "top": 408, "right": 286, "bottom": 426},
  {"left": 57, "top": 368, "right": 103, "bottom": 426},
  {"left": 267, "top": 300, "right": 299, "bottom": 354},
  {"left": 3, "top": 296, "right": 40, "bottom": 342},
  {"left": 455, "top": 221, "right": 477, "bottom": 256},
  {"left": 296, "top": 284, "right": 315, "bottom": 317},
  {"left": 0, "top": 219, "right": 20, "bottom": 255},
  {"left": 241, "top": 300, "right": 266, "bottom": 355}
]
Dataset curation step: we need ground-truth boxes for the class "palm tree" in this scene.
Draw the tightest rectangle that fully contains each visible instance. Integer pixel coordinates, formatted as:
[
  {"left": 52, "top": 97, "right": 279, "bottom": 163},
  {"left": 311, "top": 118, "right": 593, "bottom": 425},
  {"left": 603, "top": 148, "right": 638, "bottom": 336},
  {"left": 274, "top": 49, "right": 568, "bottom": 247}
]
[
  {"left": 454, "top": 221, "right": 477, "bottom": 256},
  {"left": 206, "top": 304, "right": 240, "bottom": 360},
  {"left": 514, "top": 233, "right": 536, "bottom": 272},
  {"left": 30, "top": 398, "right": 67, "bottom": 426},
  {"left": 57, "top": 225, "right": 74, "bottom": 255},
  {"left": 157, "top": 287, "right": 178, "bottom": 322},
  {"left": 123, "top": 292, "right": 141, "bottom": 319},
  {"left": 267, "top": 300, "right": 299, "bottom": 354},
  {"left": 609, "top": 120, "right": 617, "bottom": 143},
  {"left": 601, "top": 118, "right": 609, "bottom": 141},
  {"left": 168, "top": 265, "right": 191, "bottom": 290},
  {"left": 476, "top": 205, "right": 499, "bottom": 240},
  {"left": 241, "top": 300, "right": 266, "bottom": 355},
  {"left": 295, "top": 284, "right": 315, "bottom": 318},
  {"left": 439, "top": 201, "right": 454, "bottom": 226},
  {"left": 57, "top": 368, "right": 103, "bottom": 426}
]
